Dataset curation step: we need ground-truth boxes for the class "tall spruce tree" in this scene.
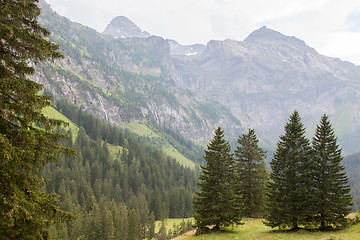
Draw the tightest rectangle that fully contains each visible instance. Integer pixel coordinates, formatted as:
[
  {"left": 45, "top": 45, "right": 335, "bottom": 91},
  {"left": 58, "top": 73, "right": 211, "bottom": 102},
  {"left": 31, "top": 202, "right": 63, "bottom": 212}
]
[
  {"left": 234, "top": 128, "right": 267, "bottom": 218},
  {"left": 0, "top": 0, "right": 75, "bottom": 238},
  {"left": 265, "top": 111, "right": 313, "bottom": 229},
  {"left": 193, "top": 127, "right": 241, "bottom": 231},
  {"left": 312, "top": 114, "right": 352, "bottom": 229}
]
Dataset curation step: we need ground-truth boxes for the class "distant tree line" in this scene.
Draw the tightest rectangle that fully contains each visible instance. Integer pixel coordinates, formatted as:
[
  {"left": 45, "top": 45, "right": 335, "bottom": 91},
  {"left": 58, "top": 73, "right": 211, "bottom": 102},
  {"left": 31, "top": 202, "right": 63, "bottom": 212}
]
[
  {"left": 194, "top": 111, "right": 352, "bottom": 233},
  {"left": 343, "top": 153, "right": 360, "bottom": 211}
]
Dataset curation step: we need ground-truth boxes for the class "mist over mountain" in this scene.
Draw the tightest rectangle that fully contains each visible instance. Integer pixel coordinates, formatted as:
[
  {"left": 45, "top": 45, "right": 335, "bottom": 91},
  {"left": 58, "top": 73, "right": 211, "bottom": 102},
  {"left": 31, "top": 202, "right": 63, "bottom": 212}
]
[
  {"left": 172, "top": 26, "right": 360, "bottom": 152},
  {"left": 37, "top": 0, "right": 360, "bottom": 154}
]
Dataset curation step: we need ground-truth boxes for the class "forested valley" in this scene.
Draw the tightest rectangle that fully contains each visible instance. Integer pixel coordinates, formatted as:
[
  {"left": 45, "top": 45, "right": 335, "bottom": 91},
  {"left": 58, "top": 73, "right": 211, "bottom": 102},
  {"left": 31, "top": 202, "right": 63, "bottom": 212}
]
[
  {"left": 45, "top": 100, "right": 360, "bottom": 239},
  {"left": 45, "top": 101, "right": 360, "bottom": 239},
  {"left": 2, "top": 1, "right": 360, "bottom": 239},
  {"left": 42, "top": 99, "right": 198, "bottom": 239}
]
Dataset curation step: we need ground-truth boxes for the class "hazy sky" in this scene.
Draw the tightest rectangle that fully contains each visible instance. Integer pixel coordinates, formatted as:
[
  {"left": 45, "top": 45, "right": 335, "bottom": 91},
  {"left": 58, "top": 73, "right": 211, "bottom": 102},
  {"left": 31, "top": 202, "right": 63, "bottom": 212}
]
[{"left": 44, "top": 0, "right": 360, "bottom": 65}]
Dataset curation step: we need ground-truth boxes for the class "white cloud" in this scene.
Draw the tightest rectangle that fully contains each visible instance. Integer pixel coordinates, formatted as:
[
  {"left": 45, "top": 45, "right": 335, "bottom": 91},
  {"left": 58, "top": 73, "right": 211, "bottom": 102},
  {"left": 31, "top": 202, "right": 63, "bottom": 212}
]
[{"left": 321, "top": 32, "right": 360, "bottom": 64}]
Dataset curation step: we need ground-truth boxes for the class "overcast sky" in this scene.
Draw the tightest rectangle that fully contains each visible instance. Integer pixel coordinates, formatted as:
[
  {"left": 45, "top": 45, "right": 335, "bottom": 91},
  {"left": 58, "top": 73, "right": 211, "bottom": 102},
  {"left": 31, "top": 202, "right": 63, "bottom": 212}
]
[{"left": 45, "top": 0, "right": 360, "bottom": 65}]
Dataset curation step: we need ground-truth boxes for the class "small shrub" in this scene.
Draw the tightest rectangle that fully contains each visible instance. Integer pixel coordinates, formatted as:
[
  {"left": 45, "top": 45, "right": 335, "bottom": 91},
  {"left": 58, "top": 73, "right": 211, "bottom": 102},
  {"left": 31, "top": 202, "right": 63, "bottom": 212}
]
[{"left": 353, "top": 212, "right": 360, "bottom": 225}]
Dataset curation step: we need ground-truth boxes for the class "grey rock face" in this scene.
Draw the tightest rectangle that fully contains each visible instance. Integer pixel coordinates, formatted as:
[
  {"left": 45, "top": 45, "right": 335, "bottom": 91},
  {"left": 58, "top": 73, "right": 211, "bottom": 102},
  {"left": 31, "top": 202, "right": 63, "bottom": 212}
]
[
  {"left": 37, "top": 4, "right": 360, "bottom": 153},
  {"left": 172, "top": 26, "right": 360, "bottom": 152},
  {"left": 102, "top": 16, "right": 150, "bottom": 38}
]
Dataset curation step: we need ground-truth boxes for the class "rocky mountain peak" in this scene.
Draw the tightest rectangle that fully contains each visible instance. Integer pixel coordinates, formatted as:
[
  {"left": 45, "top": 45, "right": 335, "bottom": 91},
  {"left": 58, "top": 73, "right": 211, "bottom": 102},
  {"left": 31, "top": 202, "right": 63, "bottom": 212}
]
[
  {"left": 102, "top": 16, "right": 150, "bottom": 38},
  {"left": 245, "top": 26, "right": 306, "bottom": 47}
]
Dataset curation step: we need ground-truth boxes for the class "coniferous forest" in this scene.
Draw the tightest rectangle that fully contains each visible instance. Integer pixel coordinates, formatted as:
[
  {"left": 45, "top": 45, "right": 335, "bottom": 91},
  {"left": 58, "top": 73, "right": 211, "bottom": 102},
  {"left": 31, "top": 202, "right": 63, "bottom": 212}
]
[{"left": 43, "top": 99, "right": 197, "bottom": 239}]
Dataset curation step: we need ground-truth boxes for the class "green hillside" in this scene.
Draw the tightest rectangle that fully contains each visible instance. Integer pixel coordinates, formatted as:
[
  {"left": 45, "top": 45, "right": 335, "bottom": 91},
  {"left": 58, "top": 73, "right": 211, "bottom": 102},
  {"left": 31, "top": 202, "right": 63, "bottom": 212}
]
[
  {"left": 43, "top": 102, "right": 200, "bottom": 169},
  {"left": 42, "top": 106, "right": 79, "bottom": 141},
  {"left": 155, "top": 218, "right": 194, "bottom": 233},
  {"left": 123, "top": 121, "right": 196, "bottom": 169}
]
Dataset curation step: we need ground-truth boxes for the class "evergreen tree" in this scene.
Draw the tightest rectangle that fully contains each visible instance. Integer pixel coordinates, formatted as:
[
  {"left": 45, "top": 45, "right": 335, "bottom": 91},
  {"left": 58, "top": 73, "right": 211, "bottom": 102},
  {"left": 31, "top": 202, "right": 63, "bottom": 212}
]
[
  {"left": 147, "top": 212, "right": 155, "bottom": 240},
  {"left": 234, "top": 128, "right": 267, "bottom": 218},
  {"left": 157, "top": 220, "right": 167, "bottom": 240},
  {"left": 265, "top": 111, "right": 313, "bottom": 229},
  {"left": 0, "top": 0, "right": 75, "bottom": 238},
  {"left": 312, "top": 114, "right": 352, "bottom": 229},
  {"left": 193, "top": 127, "right": 241, "bottom": 231},
  {"left": 102, "top": 209, "right": 115, "bottom": 240},
  {"left": 127, "top": 209, "right": 140, "bottom": 240}
]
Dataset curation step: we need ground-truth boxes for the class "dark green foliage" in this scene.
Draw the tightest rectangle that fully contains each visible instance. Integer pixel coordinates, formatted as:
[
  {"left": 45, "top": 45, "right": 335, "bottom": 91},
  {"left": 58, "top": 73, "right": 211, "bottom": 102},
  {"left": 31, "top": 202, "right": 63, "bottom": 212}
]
[
  {"left": 0, "top": 0, "right": 75, "bottom": 238},
  {"left": 265, "top": 111, "right": 313, "bottom": 229},
  {"left": 265, "top": 111, "right": 353, "bottom": 230},
  {"left": 55, "top": 98, "right": 127, "bottom": 146},
  {"left": 312, "top": 114, "right": 352, "bottom": 229},
  {"left": 127, "top": 209, "right": 140, "bottom": 240},
  {"left": 193, "top": 127, "right": 241, "bottom": 229},
  {"left": 157, "top": 220, "right": 167, "bottom": 240},
  {"left": 43, "top": 103, "right": 198, "bottom": 239},
  {"left": 234, "top": 128, "right": 267, "bottom": 218}
]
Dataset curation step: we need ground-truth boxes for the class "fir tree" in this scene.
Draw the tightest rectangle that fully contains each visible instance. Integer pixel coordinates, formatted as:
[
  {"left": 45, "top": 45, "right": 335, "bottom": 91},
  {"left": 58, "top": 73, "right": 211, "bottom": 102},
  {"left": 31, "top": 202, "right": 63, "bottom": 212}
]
[
  {"left": 234, "top": 128, "right": 267, "bottom": 218},
  {"left": 127, "top": 209, "right": 140, "bottom": 240},
  {"left": 312, "top": 114, "right": 352, "bottom": 229},
  {"left": 264, "top": 111, "right": 313, "bottom": 229},
  {"left": 0, "top": 0, "right": 75, "bottom": 238},
  {"left": 157, "top": 220, "right": 167, "bottom": 240},
  {"left": 193, "top": 127, "right": 241, "bottom": 231}
]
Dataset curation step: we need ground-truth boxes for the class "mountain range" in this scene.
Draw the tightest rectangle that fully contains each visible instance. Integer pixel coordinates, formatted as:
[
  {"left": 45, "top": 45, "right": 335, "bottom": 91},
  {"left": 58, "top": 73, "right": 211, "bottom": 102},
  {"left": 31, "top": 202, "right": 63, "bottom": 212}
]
[{"left": 36, "top": 0, "right": 360, "bottom": 154}]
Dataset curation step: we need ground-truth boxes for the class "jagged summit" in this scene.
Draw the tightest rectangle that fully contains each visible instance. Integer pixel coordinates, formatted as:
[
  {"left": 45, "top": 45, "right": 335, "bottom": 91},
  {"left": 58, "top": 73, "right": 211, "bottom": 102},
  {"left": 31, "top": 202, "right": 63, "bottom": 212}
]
[
  {"left": 102, "top": 16, "right": 150, "bottom": 38},
  {"left": 244, "top": 26, "right": 306, "bottom": 46}
]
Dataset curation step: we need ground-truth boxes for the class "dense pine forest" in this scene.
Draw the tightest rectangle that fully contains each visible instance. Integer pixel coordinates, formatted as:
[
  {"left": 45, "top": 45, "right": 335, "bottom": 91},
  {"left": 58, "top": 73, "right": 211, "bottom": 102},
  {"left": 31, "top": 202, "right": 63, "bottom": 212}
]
[{"left": 41, "top": 99, "right": 198, "bottom": 239}]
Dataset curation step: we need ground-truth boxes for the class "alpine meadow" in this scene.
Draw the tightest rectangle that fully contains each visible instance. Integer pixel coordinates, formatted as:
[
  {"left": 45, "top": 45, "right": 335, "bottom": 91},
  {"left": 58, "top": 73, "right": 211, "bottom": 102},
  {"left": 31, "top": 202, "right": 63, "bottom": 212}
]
[{"left": 1, "top": 0, "right": 360, "bottom": 239}]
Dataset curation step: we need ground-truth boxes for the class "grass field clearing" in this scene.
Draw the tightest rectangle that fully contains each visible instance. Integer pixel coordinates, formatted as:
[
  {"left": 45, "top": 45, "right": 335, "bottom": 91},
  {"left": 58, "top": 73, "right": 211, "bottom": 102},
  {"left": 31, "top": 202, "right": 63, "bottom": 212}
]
[{"left": 176, "top": 218, "right": 360, "bottom": 240}]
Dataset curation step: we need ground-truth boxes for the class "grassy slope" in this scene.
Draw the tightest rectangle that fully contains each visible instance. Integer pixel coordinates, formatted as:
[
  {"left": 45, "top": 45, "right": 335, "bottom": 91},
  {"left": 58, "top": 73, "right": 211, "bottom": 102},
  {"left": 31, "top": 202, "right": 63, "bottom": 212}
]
[
  {"left": 155, "top": 218, "right": 194, "bottom": 233},
  {"left": 43, "top": 106, "right": 123, "bottom": 158},
  {"left": 177, "top": 219, "right": 360, "bottom": 240},
  {"left": 42, "top": 106, "right": 79, "bottom": 141},
  {"left": 162, "top": 146, "right": 195, "bottom": 169},
  {"left": 43, "top": 107, "right": 194, "bottom": 168},
  {"left": 123, "top": 121, "right": 196, "bottom": 169},
  {"left": 123, "top": 121, "right": 161, "bottom": 138}
]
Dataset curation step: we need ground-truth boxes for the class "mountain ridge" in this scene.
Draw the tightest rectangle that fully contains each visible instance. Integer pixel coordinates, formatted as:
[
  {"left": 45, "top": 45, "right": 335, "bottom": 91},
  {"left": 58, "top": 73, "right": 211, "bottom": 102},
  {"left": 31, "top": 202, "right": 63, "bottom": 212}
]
[
  {"left": 171, "top": 24, "right": 360, "bottom": 152},
  {"left": 37, "top": 0, "right": 360, "bottom": 154}
]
